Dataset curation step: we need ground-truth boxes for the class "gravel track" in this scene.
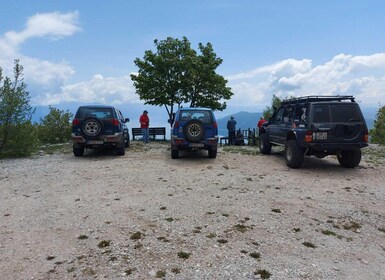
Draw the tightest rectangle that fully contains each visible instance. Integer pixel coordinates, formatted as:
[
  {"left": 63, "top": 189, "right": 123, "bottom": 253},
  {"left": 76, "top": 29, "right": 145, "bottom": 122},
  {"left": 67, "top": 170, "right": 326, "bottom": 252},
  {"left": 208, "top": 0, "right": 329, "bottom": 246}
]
[{"left": 1, "top": 142, "right": 384, "bottom": 279}]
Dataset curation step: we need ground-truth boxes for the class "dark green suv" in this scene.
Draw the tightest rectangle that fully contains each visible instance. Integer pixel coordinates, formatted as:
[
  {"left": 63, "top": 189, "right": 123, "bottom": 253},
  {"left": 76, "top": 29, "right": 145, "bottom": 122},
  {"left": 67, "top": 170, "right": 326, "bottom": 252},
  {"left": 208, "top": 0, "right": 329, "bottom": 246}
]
[
  {"left": 259, "top": 96, "right": 369, "bottom": 168},
  {"left": 71, "top": 105, "right": 130, "bottom": 156}
]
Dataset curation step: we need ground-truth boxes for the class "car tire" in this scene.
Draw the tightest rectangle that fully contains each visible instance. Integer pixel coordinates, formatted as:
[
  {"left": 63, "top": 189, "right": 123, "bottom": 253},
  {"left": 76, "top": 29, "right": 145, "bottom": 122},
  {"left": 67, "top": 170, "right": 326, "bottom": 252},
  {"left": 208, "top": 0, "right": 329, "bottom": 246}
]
[
  {"left": 285, "top": 139, "right": 304, "bottom": 168},
  {"left": 183, "top": 120, "right": 205, "bottom": 142},
  {"left": 337, "top": 149, "right": 361, "bottom": 168},
  {"left": 125, "top": 133, "right": 130, "bottom": 148},
  {"left": 171, "top": 149, "right": 179, "bottom": 159},
  {"left": 81, "top": 117, "right": 103, "bottom": 139},
  {"left": 259, "top": 133, "right": 272, "bottom": 154},
  {"left": 208, "top": 148, "right": 217, "bottom": 158},
  {"left": 73, "top": 146, "right": 84, "bottom": 157},
  {"left": 116, "top": 138, "right": 126, "bottom": 156}
]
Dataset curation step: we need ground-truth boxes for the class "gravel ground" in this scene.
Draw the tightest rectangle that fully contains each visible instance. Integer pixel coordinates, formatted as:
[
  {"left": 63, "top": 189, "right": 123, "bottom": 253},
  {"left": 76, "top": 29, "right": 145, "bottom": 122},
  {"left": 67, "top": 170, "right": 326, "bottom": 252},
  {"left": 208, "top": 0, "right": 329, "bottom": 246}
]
[{"left": 0, "top": 142, "right": 384, "bottom": 280}]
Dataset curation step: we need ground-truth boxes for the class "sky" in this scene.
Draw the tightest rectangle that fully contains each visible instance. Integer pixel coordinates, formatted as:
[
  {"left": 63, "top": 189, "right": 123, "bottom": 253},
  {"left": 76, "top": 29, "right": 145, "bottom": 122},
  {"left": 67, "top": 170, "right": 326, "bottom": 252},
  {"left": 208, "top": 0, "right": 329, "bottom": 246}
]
[{"left": 1, "top": 0, "right": 385, "bottom": 124}]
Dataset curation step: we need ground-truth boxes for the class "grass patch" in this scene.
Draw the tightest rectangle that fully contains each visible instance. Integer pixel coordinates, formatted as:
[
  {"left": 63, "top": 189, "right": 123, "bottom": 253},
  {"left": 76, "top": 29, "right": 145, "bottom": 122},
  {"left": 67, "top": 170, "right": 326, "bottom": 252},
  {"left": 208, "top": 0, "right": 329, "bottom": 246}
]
[
  {"left": 343, "top": 221, "right": 362, "bottom": 231},
  {"left": 78, "top": 235, "right": 88, "bottom": 240},
  {"left": 171, "top": 268, "right": 181, "bottom": 274},
  {"left": 156, "top": 270, "right": 166, "bottom": 278},
  {"left": 98, "top": 240, "right": 111, "bottom": 248},
  {"left": 222, "top": 146, "right": 260, "bottom": 155},
  {"left": 177, "top": 251, "right": 191, "bottom": 259},
  {"left": 249, "top": 252, "right": 261, "bottom": 259},
  {"left": 234, "top": 224, "right": 252, "bottom": 233},
  {"left": 206, "top": 233, "right": 217, "bottom": 238},
  {"left": 164, "top": 217, "right": 174, "bottom": 222},
  {"left": 217, "top": 239, "right": 228, "bottom": 244},
  {"left": 39, "top": 142, "right": 72, "bottom": 155},
  {"left": 272, "top": 208, "right": 281, "bottom": 213},
  {"left": 255, "top": 269, "right": 272, "bottom": 279},
  {"left": 378, "top": 227, "right": 385, "bottom": 233},
  {"left": 302, "top": 242, "right": 317, "bottom": 248},
  {"left": 321, "top": 229, "right": 337, "bottom": 236},
  {"left": 130, "top": 231, "right": 142, "bottom": 240}
]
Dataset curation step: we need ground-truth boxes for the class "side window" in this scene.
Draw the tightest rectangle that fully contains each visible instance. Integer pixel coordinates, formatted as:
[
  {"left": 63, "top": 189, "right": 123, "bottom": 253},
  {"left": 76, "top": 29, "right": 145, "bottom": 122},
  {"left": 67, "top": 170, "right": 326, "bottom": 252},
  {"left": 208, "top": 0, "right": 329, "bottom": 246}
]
[
  {"left": 294, "top": 104, "right": 308, "bottom": 122},
  {"left": 275, "top": 108, "right": 285, "bottom": 122},
  {"left": 283, "top": 106, "right": 294, "bottom": 122},
  {"left": 313, "top": 105, "right": 331, "bottom": 123}
]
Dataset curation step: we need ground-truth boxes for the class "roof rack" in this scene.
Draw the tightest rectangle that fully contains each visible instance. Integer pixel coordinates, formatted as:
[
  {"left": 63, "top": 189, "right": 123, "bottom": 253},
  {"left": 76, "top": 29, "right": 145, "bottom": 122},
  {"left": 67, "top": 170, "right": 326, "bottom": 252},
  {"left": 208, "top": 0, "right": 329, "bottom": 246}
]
[{"left": 281, "top": 95, "right": 355, "bottom": 104}]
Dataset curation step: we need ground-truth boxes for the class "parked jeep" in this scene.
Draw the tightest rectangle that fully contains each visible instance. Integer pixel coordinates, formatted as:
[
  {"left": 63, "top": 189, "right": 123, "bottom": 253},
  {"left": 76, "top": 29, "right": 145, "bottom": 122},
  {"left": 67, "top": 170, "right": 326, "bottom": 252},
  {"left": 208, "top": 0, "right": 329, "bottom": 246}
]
[
  {"left": 259, "top": 96, "right": 368, "bottom": 168},
  {"left": 71, "top": 105, "right": 130, "bottom": 156},
  {"left": 170, "top": 108, "right": 218, "bottom": 159}
]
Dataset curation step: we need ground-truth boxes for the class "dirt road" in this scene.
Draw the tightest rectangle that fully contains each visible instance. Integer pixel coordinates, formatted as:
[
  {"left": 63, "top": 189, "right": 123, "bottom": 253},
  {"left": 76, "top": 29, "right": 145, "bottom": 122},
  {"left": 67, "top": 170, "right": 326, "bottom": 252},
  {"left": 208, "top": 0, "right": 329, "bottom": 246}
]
[{"left": 1, "top": 143, "right": 384, "bottom": 279}]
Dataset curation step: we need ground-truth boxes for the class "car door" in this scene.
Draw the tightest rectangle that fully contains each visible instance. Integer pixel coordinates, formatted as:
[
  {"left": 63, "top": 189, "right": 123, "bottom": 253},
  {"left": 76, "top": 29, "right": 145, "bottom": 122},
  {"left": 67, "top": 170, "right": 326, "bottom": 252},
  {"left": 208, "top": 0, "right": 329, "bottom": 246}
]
[{"left": 268, "top": 107, "right": 285, "bottom": 144}]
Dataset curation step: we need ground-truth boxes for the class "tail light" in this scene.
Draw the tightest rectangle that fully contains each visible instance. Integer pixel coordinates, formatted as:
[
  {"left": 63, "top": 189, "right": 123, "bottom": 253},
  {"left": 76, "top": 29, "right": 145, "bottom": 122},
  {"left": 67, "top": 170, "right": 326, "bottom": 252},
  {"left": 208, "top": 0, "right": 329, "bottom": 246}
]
[
  {"left": 72, "top": 119, "right": 80, "bottom": 126},
  {"left": 305, "top": 130, "right": 313, "bottom": 142},
  {"left": 363, "top": 129, "right": 368, "bottom": 142},
  {"left": 112, "top": 119, "right": 119, "bottom": 126},
  {"left": 213, "top": 121, "right": 218, "bottom": 129},
  {"left": 174, "top": 121, "right": 179, "bottom": 129}
]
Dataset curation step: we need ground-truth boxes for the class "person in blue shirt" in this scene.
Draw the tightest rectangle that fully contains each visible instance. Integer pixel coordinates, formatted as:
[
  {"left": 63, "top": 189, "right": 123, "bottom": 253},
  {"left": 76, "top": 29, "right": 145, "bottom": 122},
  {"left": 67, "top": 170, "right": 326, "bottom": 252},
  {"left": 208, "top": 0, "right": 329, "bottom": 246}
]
[{"left": 226, "top": 116, "right": 237, "bottom": 145}]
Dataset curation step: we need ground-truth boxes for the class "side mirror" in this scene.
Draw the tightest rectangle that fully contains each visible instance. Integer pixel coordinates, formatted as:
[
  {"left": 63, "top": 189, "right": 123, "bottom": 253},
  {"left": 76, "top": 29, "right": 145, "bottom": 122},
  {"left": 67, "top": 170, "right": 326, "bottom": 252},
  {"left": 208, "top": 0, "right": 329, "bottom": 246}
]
[{"left": 125, "top": 118, "right": 130, "bottom": 123}]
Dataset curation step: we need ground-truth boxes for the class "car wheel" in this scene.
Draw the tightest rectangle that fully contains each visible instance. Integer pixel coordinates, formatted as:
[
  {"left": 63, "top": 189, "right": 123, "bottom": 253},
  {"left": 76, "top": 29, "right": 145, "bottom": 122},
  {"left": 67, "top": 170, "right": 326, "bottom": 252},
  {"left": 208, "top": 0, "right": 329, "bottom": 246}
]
[
  {"left": 171, "top": 149, "right": 179, "bottom": 159},
  {"left": 337, "top": 149, "right": 361, "bottom": 168},
  {"left": 183, "top": 120, "right": 205, "bottom": 142},
  {"left": 285, "top": 139, "right": 304, "bottom": 168},
  {"left": 116, "top": 138, "right": 126, "bottom": 156},
  {"left": 125, "top": 133, "right": 130, "bottom": 148},
  {"left": 259, "top": 133, "right": 272, "bottom": 154},
  {"left": 73, "top": 145, "right": 84, "bottom": 157},
  {"left": 81, "top": 117, "right": 103, "bottom": 139},
  {"left": 208, "top": 148, "right": 217, "bottom": 158}
]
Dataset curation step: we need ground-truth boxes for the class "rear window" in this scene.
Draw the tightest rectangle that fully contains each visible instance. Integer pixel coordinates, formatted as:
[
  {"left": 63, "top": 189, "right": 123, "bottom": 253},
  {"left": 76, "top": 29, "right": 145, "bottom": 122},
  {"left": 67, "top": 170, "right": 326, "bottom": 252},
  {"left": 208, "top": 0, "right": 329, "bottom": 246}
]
[
  {"left": 179, "top": 110, "right": 213, "bottom": 123},
  {"left": 76, "top": 107, "right": 113, "bottom": 119},
  {"left": 313, "top": 104, "right": 361, "bottom": 123}
]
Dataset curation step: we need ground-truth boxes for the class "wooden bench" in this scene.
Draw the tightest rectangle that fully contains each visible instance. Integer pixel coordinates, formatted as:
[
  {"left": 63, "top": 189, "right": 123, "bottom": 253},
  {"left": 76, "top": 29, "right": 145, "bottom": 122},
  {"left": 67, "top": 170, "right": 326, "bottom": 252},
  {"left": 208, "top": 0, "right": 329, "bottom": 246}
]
[{"left": 132, "top": 127, "right": 166, "bottom": 141}]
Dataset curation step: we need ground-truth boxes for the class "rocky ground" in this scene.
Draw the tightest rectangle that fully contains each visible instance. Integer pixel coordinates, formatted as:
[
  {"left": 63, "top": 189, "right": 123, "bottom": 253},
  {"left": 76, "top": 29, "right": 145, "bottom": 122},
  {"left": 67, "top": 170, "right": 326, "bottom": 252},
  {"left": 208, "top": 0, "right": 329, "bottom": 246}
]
[{"left": 0, "top": 142, "right": 384, "bottom": 280}]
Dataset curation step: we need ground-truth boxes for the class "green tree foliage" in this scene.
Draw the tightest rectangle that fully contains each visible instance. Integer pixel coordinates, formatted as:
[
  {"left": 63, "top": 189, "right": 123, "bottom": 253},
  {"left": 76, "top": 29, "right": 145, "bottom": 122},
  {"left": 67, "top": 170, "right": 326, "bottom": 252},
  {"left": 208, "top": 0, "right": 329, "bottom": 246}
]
[
  {"left": 263, "top": 94, "right": 282, "bottom": 120},
  {"left": 370, "top": 105, "right": 385, "bottom": 145},
  {"left": 0, "top": 60, "right": 38, "bottom": 158},
  {"left": 38, "top": 106, "right": 73, "bottom": 144},
  {"left": 131, "top": 37, "right": 233, "bottom": 125}
]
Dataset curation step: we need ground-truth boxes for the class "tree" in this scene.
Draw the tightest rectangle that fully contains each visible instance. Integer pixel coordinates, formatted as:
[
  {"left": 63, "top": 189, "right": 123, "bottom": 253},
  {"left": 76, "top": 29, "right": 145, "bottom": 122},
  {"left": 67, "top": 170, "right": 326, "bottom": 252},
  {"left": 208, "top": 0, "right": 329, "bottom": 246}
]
[
  {"left": 263, "top": 94, "right": 282, "bottom": 120},
  {"left": 38, "top": 106, "right": 73, "bottom": 144},
  {"left": 131, "top": 37, "right": 233, "bottom": 125},
  {"left": 0, "top": 60, "right": 38, "bottom": 157},
  {"left": 370, "top": 105, "right": 385, "bottom": 145}
]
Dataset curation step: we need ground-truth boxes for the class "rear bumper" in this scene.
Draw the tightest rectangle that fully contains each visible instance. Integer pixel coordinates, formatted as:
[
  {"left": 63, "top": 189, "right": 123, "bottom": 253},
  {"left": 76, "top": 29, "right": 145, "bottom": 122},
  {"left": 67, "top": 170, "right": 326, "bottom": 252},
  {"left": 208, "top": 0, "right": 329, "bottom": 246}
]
[
  {"left": 305, "top": 142, "right": 368, "bottom": 153},
  {"left": 171, "top": 136, "right": 218, "bottom": 150},
  {"left": 72, "top": 133, "right": 124, "bottom": 147}
]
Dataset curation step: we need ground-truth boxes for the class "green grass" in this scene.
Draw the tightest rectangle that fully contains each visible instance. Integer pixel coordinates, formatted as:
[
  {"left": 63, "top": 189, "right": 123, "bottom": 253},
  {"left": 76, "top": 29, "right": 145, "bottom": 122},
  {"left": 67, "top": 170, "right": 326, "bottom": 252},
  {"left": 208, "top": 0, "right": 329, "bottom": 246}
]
[{"left": 222, "top": 145, "right": 260, "bottom": 155}]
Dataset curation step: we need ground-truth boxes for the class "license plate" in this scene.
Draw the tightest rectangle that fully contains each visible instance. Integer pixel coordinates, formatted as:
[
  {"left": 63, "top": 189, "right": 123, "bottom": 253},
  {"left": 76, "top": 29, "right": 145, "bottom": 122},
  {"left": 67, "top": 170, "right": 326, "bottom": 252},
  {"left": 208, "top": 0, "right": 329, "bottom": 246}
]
[
  {"left": 315, "top": 132, "right": 327, "bottom": 140},
  {"left": 189, "top": 143, "right": 204, "bottom": 148},
  {"left": 88, "top": 140, "right": 103, "bottom": 145}
]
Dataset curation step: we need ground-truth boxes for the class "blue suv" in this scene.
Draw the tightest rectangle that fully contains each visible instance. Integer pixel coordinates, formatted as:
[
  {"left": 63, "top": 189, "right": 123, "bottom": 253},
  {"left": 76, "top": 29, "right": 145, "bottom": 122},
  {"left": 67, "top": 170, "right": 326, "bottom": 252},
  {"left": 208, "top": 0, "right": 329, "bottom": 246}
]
[
  {"left": 71, "top": 105, "right": 130, "bottom": 156},
  {"left": 171, "top": 108, "right": 218, "bottom": 159}
]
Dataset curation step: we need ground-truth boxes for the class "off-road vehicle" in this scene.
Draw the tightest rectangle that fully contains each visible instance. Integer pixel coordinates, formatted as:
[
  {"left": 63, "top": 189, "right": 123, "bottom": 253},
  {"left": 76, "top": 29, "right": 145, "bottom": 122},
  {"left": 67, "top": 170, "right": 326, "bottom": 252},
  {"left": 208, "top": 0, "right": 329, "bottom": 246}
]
[
  {"left": 170, "top": 107, "right": 218, "bottom": 159},
  {"left": 259, "top": 96, "right": 368, "bottom": 168},
  {"left": 71, "top": 105, "right": 130, "bottom": 156}
]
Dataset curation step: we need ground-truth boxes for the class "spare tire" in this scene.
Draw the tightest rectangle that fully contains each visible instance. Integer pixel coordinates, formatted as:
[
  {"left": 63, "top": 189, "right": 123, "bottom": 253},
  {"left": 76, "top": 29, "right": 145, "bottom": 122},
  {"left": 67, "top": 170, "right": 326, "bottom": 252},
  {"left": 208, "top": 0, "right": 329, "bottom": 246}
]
[
  {"left": 183, "top": 119, "right": 205, "bottom": 142},
  {"left": 81, "top": 117, "right": 103, "bottom": 139}
]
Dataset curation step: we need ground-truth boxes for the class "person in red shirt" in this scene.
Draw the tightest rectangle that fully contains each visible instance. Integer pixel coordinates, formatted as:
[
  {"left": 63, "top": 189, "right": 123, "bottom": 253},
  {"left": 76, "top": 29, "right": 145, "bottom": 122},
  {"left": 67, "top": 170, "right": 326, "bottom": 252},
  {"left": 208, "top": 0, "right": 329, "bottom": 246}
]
[
  {"left": 257, "top": 116, "right": 266, "bottom": 129},
  {"left": 139, "top": 110, "right": 150, "bottom": 143}
]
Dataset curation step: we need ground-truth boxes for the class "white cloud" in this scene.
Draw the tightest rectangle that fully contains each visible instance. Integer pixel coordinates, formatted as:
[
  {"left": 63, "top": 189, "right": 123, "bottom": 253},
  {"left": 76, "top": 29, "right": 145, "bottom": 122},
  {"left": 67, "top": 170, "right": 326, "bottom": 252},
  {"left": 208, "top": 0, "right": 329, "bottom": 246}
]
[
  {"left": 0, "top": 11, "right": 81, "bottom": 86},
  {"left": 227, "top": 53, "right": 385, "bottom": 108},
  {"left": 33, "top": 74, "right": 139, "bottom": 106}
]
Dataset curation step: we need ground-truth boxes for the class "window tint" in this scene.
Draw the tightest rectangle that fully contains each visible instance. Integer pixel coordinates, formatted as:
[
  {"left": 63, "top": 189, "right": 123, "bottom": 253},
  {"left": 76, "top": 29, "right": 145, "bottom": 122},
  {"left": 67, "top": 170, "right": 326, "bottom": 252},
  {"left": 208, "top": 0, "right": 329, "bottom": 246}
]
[
  {"left": 179, "top": 110, "right": 212, "bottom": 123},
  {"left": 313, "top": 105, "right": 331, "bottom": 123},
  {"left": 76, "top": 108, "right": 113, "bottom": 119},
  {"left": 274, "top": 108, "right": 285, "bottom": 122},
  {"left": 331, "top": 105, "right": 361, "bottom": 122},
  {"left": 283, "top": 106, "right": 294, "bottom": 122}
]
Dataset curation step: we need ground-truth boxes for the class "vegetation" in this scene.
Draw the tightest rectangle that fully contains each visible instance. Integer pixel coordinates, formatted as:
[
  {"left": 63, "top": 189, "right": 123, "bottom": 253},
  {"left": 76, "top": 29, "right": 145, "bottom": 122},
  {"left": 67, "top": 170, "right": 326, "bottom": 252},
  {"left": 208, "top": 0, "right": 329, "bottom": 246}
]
[
  {"left": 131, "top": 36, "right": 233, "bottom": 125},
  {"left": 370, "top": 105, "right": 385, "bottom": 145},
  {"left": 0, "top": 60, "right": 39, "bottom": 158},
  {"left": 37, "top": 106, "right": 73, "bottom": 144},
  {"left": 262, "top": 94, "right": 282, "bottom": 120}
]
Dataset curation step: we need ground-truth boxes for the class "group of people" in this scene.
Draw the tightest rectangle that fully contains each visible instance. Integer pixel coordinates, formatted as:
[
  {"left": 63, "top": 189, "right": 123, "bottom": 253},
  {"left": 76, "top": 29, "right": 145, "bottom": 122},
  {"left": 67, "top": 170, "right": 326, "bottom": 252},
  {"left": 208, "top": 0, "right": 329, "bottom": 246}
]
[{"left": 226, "top": 116, "right": 266, "bottom": 145}]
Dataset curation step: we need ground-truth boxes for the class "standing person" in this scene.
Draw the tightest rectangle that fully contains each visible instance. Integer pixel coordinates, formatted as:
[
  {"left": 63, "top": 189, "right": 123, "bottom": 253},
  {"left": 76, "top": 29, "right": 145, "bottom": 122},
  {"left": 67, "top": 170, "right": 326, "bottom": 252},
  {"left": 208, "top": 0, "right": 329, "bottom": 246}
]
[
  {"left": 257, "top": 116, "right": 266, "bottom": 129},
  {"left": 139, "top": 110, "right": 149, "bottom": 143},
  {"left": 226, "top": 116, "right": 237, "bottom": 145}
]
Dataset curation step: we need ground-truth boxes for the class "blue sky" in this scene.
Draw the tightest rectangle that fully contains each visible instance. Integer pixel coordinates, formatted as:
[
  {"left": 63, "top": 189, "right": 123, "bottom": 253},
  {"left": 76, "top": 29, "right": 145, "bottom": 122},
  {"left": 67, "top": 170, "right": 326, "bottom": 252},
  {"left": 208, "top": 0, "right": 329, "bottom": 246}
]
[{"left": 1, "top": 0, "right": 384, "bottom": 124}]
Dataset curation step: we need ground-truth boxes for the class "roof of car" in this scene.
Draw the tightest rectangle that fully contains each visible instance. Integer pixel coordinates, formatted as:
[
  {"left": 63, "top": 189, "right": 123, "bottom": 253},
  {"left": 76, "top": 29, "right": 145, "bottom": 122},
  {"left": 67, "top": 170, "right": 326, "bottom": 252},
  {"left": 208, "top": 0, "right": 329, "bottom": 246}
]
[
  {"left": 179, "top": 107, "right": 213, "bottom": 111},
  {"left": 78, "top": 105, "right": 115, "bottom": 109}
]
